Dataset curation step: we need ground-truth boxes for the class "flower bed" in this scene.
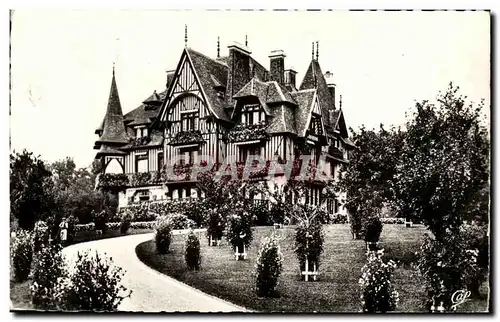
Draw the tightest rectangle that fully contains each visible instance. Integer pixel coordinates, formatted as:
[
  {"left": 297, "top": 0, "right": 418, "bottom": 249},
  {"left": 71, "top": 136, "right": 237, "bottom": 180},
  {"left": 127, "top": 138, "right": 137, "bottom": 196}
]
[
  {"left": 226, "top": 123, "right": 269, "bottom": 143},
  {"left": 97, "top": 171, "right": 163, "bottom": 189},
  {"left": 169, "top": 130, "right": 204, "bottom": 146},
  {"left": 129, "top": 136, "right": 151, "bottom": 147}
]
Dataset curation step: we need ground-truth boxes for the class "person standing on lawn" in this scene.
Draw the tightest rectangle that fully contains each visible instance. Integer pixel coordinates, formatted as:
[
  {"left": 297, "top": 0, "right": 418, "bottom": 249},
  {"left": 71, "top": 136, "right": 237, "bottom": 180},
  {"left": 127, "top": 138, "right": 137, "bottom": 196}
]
[{"left": 59, "top": 217, "right": 68, "bottom": 246}]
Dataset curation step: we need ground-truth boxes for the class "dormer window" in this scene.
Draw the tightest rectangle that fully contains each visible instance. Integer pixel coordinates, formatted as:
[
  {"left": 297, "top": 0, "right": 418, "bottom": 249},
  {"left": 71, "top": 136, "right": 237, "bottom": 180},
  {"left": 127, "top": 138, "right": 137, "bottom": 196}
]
[
  {"left": 241, "top": 104, "right": 264, "bottom": 125},
  {"left": 136, "top": 127, "right": 148, "bottom": 138},
  {"left": 309, "top": 115, "right": 323, "bottom": 136}
]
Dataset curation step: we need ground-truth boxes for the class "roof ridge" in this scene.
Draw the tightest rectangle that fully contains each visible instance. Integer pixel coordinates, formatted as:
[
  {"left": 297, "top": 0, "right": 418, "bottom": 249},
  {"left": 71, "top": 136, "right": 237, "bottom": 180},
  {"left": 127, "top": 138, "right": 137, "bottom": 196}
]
[
  {"left": 187, "top": 47, "right": 228, "bottom": 68},
  {"left": 292, "top": 88, "right": 317, "bottom": 94}
]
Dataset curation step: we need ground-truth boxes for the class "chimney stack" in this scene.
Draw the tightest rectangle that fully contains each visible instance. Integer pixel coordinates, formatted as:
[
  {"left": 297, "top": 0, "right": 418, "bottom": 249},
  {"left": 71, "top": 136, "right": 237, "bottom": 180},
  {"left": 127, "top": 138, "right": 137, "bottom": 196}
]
[
  {"left": 269, "top": 50, "right": 286, "bottom": 86},
  {"left": 226, "top": 41, "right": 252, "bottom": 104},
  {"left": 284, "top": 68, "right": 297, "bottom": 91},
  {"left": 324, "top": 71, "right": 336, "bottom": 109}
]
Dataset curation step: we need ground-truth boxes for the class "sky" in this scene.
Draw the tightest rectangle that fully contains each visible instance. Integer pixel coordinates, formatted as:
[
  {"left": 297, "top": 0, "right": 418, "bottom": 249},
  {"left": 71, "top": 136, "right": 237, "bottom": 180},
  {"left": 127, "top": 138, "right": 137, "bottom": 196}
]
[{"left": 10, "top": 9, "right": 490, "bottom": 168}]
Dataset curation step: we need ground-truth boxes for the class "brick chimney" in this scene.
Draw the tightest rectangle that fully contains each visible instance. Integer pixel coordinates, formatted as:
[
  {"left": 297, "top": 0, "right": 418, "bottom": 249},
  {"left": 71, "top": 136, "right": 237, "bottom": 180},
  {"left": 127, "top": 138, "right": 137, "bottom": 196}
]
[
  {"left": 324, "top": 71, "right": 336, "bottom": 109},
  {"left": 284, "top": 68, "right": 297, "bottom": 90},
  {"left": 269, "top": 50, "right": 286, "bottom": 86},
  {"left": 226, "top": 41, "right": 252, "bottom": 105}
]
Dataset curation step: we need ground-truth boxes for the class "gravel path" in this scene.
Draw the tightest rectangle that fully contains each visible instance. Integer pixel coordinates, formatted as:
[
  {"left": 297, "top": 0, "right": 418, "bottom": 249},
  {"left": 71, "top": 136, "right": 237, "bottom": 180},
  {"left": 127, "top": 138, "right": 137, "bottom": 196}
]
[{"left": 62, "top": 233, "right": 247, "bottom": 312}]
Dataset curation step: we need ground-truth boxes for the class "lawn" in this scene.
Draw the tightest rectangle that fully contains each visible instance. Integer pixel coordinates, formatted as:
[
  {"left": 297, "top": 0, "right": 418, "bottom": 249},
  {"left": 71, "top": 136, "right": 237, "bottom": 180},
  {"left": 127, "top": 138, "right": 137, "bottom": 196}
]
[{"left": 136, "top": 224, "right": 490, "bottom": 313}]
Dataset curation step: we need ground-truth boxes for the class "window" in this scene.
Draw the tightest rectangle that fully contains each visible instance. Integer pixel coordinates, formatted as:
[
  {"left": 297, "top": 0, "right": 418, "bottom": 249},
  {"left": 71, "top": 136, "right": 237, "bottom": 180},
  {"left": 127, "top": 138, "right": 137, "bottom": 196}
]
[
  {"left": 136, "top": 127, "right": 148, "bottom": 138},
  {"left": 309, "top": 116, "right": 322, "bottom": 136},
  {"left": 138, "top": 190, "right": 150, "bottom": 202},
  {"left": 158, "top": 152, "right": 164, "bottom": 170},
  {"left": 238, "top": 144, "right": 261, "bottom": 163},
  {"left": 241, "top": 104, "right": 264, "bottom": 125},
  {"left": 135, "top": 154, "right": 148, "bottom": 173},
  {"left": 327, "top": 199, "right": 335, "bottom": 214},
  {"left": 181, "top": 112, "right": 198, "bottom": 131},
  {"left": 179, "top": 147, "right": 198, "bottom": 165}
]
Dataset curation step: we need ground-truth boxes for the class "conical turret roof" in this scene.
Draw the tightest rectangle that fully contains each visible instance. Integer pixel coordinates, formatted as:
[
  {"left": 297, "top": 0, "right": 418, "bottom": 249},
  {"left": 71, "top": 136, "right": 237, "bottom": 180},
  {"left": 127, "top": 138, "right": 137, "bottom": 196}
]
[{"left": 95, "top": 67, "right": 129, "bottom": 145}]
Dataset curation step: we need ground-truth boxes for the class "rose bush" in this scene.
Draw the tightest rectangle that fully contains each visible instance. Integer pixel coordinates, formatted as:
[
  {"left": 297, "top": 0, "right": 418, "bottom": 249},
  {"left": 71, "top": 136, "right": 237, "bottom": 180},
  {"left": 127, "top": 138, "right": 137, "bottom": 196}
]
[
  {"left": 58, "top": 251, "right": 131, "bottom": 311},
  {"left": 10, "top": 230, "right": 33, "bottom": 282},
  {"left": 185, "top": 230, "right": 201, "bottom": 270},
  {"left": 359, "top": 249, "right": 399, "bottom": 313},
  {"left": 155, "top": 218, "right": 172, "bottom": 254},
  {"left": 255, "top": 234, "right": 283, "bottom": 297},
  {"left": 415, "top": 231, "right": 479, "bottom": 311},
  {"left": 30, "top": 244, "right": 67, "bottom": 309}
]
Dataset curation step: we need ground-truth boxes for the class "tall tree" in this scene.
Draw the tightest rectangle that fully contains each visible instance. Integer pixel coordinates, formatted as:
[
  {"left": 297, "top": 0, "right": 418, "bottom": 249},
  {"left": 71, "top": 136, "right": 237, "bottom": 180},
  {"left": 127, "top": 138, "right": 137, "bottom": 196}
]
[
  {"left": 10, "top": 150, "right": 54, "bottom": 230},
  {"left": 332, "top": 125, "right": 404, "bottom": 238},
  {"left": 394, "top": 83, "right": 489, "bottom": 241}
]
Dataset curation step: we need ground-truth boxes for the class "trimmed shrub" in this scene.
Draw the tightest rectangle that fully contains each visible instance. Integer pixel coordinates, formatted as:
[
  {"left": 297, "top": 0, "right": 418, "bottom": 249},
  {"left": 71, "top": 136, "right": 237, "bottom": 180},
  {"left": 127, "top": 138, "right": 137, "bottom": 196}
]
[
  {"left": 380, "top": 217, "right": 405, "bottom": 225},
  {"left": 30, "top": 244, "right": 67, "bottom": 309},
  {"left": 167, "top": 213, "right": 196, "bottom": 230},
  {"left": 155, "top": 218, "right": 172, "bottom": 254},
  {"left": 294, "top": 221, "right": 324, "bottom": 274},
  {"left": 93, "top": 210, "right": 108, "bottom": 233},
  {"left": 185, "top": 230, "right": 201, "bottom": 270},
  {"left": 359, "top": 250, "right": 399, "bottom": 313},
  {"left": 255, "top": 234, "right": 283, "bottom": 297},
  {"left": 120, "top": 209, "right": 133, "bottom": 234},
  {"left": 130, "top": 221, "right": 156, "bottom": 230},
  {"left": 10, "top": 230, "right": 33, "bottom": 282},
  {"left": 33, "top": 220, "right": 50, "bottom": 253},
  {"left": 106, "top": 222, "right": 121, "bottom": 230},
  {"left": 59, "top": 251, "right": 131, "bottom": 311},
  {"left": 363, "top": 216, "right": 383, "bottom": 244}
]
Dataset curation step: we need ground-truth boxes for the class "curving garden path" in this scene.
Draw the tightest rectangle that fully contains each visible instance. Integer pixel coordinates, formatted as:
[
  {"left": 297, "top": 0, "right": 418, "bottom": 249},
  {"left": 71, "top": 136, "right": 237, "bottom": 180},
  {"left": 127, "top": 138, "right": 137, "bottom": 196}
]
[{"left": 62, "top": 233, "right": 247, "bottom": 312}]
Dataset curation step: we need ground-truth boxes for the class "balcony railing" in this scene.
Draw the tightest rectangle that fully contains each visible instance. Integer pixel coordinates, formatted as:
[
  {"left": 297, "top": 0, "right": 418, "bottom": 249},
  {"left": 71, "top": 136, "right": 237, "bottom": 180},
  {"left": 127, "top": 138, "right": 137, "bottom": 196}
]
[
  {"left": 226, "top": 122, "right": 269, "bottom": 143},
  {"left": 129, "top": 136, "right": 151, "bottom": 147},
  {"left": 168, "top": 130, "right": 204, "bottom": 146}
]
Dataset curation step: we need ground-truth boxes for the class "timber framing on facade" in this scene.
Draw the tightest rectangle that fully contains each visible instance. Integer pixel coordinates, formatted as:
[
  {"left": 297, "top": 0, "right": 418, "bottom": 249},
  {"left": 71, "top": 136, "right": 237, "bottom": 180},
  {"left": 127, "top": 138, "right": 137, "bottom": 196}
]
[{"left": 93, "top": 39, "right": 356, "bottom": 214}]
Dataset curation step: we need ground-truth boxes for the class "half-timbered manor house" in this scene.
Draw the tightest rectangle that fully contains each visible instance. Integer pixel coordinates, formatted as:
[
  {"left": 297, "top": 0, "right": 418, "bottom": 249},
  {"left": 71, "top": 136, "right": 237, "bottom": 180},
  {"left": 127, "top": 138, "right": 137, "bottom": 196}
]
[{"left": 94, "top": 38, "right": 355, "bottom": 216}]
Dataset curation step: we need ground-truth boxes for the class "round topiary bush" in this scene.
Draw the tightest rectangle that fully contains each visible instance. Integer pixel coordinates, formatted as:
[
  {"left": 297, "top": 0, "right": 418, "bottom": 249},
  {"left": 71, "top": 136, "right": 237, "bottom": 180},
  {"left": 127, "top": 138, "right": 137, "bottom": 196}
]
[
  {"left": 185, "top": 230, "right": 201, "bottom": 270},
  {"left": 30, "top": 243, "right": 67, "bottom": 309},
  {"left": 120, "top": 210, "right": 133, "bottom": 234},
  {"left": 10, "top": 230, "right": 33, "bottom": 282},
  {"left": 155, "top": 218, "right": 172, "bottom": 254},
  {"left": 364, "top": 216, "right": 383, "bottom": 246},
  {"left": 167, "top": 213, "right": 196, "bottom": 230},
  {"left": 255, "top": 234, "right": 283, "bottom": 297}
]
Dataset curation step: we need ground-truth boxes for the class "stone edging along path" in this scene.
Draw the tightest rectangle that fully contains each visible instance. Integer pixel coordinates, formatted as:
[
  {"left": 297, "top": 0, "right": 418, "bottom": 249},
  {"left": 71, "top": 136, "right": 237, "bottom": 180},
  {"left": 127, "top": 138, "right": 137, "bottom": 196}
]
[{"left": 62, "top": 232, "right": 248, "bottom": 312}]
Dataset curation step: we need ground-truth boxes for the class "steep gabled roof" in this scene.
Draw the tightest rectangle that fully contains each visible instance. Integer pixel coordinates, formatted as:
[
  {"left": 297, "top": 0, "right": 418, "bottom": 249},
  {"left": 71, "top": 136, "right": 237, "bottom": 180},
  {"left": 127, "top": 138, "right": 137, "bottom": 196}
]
[
  {"left": 95, "top": 69, "right": 129, "bottom": 145},
  {"left": 266, "top": 81, "right": 297, "bottom": 105},
  {"left": 299, "top": 60, "right": 335, "bottom": 128},
  {"left": 186, "top": 48, "right": 230, "bottom": 121},
  {"left": 267, "top": 104, "right": 297, "bottom": 135},
  {"left": 233, "top": 78, "right": 272, "bottom": 116},
  {"left": 292, "top": 88, "right": 317, "bottom": 137}
]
